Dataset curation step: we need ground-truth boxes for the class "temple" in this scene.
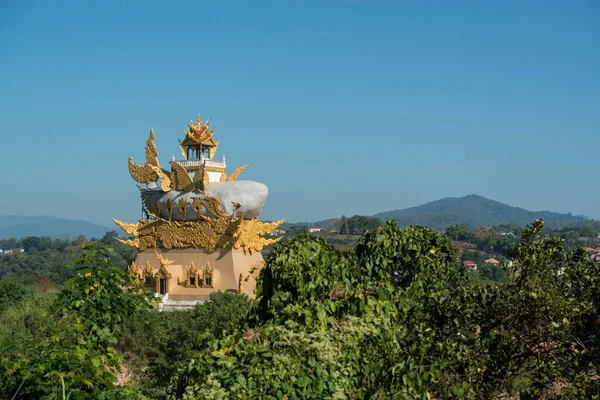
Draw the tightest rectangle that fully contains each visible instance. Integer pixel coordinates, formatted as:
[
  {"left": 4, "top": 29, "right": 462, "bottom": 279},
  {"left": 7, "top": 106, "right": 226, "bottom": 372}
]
[{"left": 114, "top": 115, "right": 284, "bottom": 309}]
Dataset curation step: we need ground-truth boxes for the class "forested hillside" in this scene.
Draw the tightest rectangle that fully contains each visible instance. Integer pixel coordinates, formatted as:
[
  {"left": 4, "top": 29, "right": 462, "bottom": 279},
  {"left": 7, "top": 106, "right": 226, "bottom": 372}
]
[{"left": 375, "top": 194, "right": 590, "bottom": 231}]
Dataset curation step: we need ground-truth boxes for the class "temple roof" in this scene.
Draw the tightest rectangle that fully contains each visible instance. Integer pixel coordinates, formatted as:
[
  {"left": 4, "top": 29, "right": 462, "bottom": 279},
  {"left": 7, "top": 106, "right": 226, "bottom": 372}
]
[{"left": 180, "top": 115, "right": 218, "bottom": 147}]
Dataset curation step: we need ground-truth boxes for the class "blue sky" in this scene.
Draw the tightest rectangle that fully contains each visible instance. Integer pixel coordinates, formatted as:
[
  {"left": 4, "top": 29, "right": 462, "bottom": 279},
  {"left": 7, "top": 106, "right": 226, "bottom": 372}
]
[{"left": 0, "top": 0, "right": 598, "bottom": 227}]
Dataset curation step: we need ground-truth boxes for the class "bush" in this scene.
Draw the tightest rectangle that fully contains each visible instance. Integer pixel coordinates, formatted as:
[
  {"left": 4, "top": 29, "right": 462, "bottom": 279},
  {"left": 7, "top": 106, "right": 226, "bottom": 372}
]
[
  {"left": 0, "top": 243, "right": 151, "bottom": 399},
  {"left": 0, "top": 278, "right": 33, "bottom": 314},
  {"left": 119, "top": 291, "right": 253, "bottom": 397}
]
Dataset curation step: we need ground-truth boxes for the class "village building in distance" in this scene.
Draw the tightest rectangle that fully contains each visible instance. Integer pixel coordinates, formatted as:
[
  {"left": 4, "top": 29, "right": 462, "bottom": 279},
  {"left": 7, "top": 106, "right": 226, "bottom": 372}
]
[
  {"left": 113, "top": 115, "right": 284, "bottom": 309},
  {"left": 0, "top": 248, "right": 24, "bottom": 255}
]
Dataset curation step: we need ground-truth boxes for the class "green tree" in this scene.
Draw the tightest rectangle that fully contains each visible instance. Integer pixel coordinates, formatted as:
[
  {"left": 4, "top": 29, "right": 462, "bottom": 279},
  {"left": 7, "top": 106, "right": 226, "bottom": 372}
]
[
  {"left": 129, "top": 291, "right": 253, "bottom": 394},
  {"left": 0, "top": 278, "right": 32, "bottom": 314},
  {"left": 1, "top": 243, "right": 151, "bottom": 399},
  {"left": 445, "top": 223, "right": 474, "bottom": 242},
  {"left": 346, "top": 215, "right": 381, "bottom": 235},
  {"left": 338, "top": 215, "right": 349, "bottom": 235},
  {"left": 479, "top": 220, "right": 600, "bottom": 398}
]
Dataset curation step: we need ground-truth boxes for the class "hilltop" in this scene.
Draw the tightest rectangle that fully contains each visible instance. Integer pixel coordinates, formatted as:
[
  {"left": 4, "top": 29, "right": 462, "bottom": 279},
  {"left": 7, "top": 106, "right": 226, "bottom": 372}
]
[
  {"left": 374, "top": 194, "right": 591, "bottom": 231},
  {"left": 285, "top": 195, "right": 592, "bottom": 232},
  {"left": 0, "top": 216, "right": 113, "bottom": 240}
]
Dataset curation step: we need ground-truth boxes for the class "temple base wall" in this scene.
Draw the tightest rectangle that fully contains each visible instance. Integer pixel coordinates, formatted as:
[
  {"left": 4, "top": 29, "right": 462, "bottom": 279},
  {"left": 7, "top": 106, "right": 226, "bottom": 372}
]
[{"left": 135, "top": 248, "right": 264, "bottom": 304}]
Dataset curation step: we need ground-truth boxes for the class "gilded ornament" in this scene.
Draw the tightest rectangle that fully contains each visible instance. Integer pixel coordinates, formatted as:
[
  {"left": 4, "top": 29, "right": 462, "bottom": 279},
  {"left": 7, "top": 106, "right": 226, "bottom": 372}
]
[
  {"left": 128, "top": 129, "right": 161, "bottom": 184},
  {"left": 186, "top": 261, "right": 198, "bottom": 276},
  {"left": 200, "top": 195, "right": 232, "bottom": 219},
  {"left": 229, "top": 218, "right": 285, "bottom": 254},
  {"left": 176, "top": 197, "right": 188, "bottom": 221},
  {"left": 178, "top": 139, "right": 188, "bottom": 160},
  {"left": 191, "top": 197, "right": 204, "bottom": 219},
  {"left": 143, "top": 197, "right": 161, "bottom": 217},
  {"left": 154, "top": 250, "right": 174, "bottom": 279},
  {"left": 115, "top": 215, "right": 284, "bottom": 253},
  {"left": 170, "top": 161, "right": 203, "bottom": 192},
  {"left": 209, "top": 141, "right": 219, "bottom": 160},
  {"left": 182, "top": 115, "right": 218, "bottom": 147},
  {"left": 113, "top": 219, "right": 140, "bottom": 236},
  {"left": 128, "top": 261, "right": 140, "bottom": 277},
  {"left": 227, "top": 163, "right": 250, "bottom": 182},
  {"left": 142, "top": 262, "right": 154, "bottom": 276},
  {"left": 164, "top": 198, "right": 174, "bottom": 220},
  {"left": 202, "top": 262, "right": 215, "bottom": 288},
  {"left": 150, "top": 165, "right": 173, "bottom": 192}
]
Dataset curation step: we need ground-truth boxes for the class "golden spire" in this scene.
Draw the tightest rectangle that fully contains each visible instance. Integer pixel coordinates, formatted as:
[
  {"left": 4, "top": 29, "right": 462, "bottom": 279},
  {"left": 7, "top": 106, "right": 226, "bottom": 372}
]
[{"left": 181, "top": 115, "right": 219, "bottom": 157}]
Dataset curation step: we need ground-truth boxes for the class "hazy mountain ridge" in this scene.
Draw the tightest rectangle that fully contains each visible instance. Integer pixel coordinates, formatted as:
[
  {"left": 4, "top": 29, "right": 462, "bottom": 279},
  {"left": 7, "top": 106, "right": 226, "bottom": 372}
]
[
  {"left": 375, "top": 194, "right": 590, "bottom": 231},
  {"left": 287, "top": 195, "right": 592, "bottom": 232},
  {"left": 0, "top": 216, "right": 113, "bottom": 240}
]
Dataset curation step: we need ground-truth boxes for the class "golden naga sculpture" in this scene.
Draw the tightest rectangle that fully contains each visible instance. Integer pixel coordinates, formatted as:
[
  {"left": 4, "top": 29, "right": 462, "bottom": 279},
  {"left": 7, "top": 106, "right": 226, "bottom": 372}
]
[
  {"left": 116, "top": 114, "right": 284, "bottom": 254},
  {"left": 224, "top": 163, "right": 251, "bottom": 182},
  {"left": 128, "top": 129, "right": 162, "bottom": 184}
]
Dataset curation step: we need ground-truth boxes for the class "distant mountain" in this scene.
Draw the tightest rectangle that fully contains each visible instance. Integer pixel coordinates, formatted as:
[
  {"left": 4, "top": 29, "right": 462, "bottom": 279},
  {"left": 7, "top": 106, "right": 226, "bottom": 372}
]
[
  {"left": 0, "top": 216, "right": 114, "bottom": 240},
  {"left": 374, "top": 194, "right": 591, "bottom": 231}
]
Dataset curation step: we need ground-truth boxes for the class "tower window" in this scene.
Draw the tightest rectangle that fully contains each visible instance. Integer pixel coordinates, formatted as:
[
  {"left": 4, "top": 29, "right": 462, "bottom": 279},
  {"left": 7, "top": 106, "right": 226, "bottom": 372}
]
[{"left": 187, "top": 146, "right": 201, "bottom": 159}]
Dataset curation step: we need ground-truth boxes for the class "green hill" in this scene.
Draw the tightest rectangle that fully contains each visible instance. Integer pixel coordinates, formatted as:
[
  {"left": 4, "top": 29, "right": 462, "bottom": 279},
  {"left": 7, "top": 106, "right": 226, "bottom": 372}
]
[{"left": 374, "top": 194, "right": 591, "bottom": 231}]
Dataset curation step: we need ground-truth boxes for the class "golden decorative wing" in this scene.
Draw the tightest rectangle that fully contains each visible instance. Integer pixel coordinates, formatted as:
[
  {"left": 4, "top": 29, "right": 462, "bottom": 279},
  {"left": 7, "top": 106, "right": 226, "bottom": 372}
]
[
  {"left": 227, "top": 163, "right": 251, "bottom": 182},
  {"left": 150, "top": 166, "right": 173, "bottom": 192},
  {"left": 128, "top": 157, "right": 159, "bottom": 184},
  {"left": 169, "top": 161, "right": 193, "bottom": 191}
]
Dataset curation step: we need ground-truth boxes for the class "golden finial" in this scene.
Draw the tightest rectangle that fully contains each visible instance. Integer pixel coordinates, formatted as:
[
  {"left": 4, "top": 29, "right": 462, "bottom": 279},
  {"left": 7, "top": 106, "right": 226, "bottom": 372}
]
[{"left": 154, "top": 249, "right": 175, "bottom": 268}]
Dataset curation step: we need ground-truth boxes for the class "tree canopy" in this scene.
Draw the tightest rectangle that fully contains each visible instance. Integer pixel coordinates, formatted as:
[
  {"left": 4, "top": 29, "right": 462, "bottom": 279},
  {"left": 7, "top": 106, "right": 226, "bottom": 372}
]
[{"left": 1, "top": 221, "right": 600, "bottom": 399}]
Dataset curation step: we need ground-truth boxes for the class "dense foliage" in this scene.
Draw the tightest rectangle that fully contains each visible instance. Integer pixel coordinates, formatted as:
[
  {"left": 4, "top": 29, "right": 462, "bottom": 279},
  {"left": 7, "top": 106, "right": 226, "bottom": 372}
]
[
  {"left": 1, "top": 220, "right": 600, "bottom": 399},
  {"left": 0, "top": 243, "right": 151, "bottom": 399},
  {"left": 168, "top": 220, "right": 600, "bottom": 399},
  {"left": 0, "top": 231, "right": 136, "bottom": 284}
]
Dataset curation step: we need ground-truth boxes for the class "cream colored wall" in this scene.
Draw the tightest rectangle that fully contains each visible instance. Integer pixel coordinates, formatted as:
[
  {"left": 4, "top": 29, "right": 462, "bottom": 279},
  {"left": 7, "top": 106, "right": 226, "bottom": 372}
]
[{"left": 134, "top": 248, "right": 264, "bottom": 298}]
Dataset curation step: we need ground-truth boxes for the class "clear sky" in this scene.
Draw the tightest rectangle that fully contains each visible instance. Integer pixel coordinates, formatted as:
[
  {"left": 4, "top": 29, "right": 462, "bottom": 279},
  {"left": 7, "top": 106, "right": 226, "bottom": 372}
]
[{"left": 0, "top": 0, "right": 598, "bottom": 227}]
